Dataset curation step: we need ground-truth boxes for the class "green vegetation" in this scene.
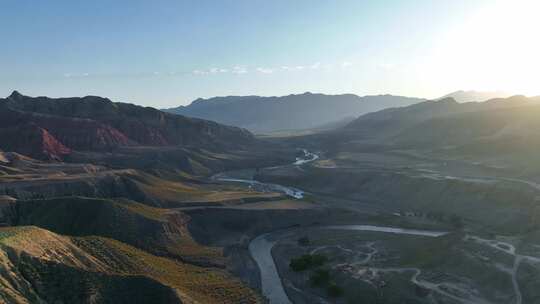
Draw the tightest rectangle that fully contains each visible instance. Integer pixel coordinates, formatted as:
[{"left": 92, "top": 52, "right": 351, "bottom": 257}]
[
  {"left": 308, "top": 269, "right": 344, "bottom": 298},
  {"left": 12, "top": 197, "right": 222, "bottom": 264},
  {"left": 288, "top": 252, "right": 344, "bottom": 298},
  {"left": 117, "top": 199, "right": 167, "bottom": 221},
  {"left": 309, "top": 268, "right": 330, "bottom": 286},
  {"left": 0, "top": 226, "right": 260, "bottom": 304},
  {"left": 289, "top": 254, "right": 328, "bottom": 272},
  {"left": 326, "top": 282, "right": 344, "bottom": 297}
]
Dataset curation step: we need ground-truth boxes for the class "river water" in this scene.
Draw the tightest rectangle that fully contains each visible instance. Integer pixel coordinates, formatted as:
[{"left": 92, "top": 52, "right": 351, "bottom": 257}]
[
  {"left": 214, "top": 149, "right": 449, "bottom": 303},
  {"left": 250, "top": 225, "right": 448, "bottom": 304},
  {"left": 212, "top": 149, "right": 316, "bottom": 199}
]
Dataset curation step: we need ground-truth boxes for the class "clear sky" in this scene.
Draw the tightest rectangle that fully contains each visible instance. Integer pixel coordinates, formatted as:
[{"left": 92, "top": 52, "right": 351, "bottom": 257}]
[{"left": 1, "top": 0, "right": 538, "bottom": 107}]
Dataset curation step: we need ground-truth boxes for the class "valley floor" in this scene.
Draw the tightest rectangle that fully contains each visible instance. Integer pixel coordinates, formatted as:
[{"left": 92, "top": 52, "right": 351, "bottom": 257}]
[
  {"left": 2, "top": 144, "right": 540, "bottom": 304},
  {"left": 213, "top": 147, "right": 540, "bottom": 304}
]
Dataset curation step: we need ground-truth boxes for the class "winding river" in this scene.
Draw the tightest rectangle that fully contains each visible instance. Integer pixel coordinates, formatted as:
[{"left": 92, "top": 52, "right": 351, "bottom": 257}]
[
  {"left": 212, "top": 149, "right": 470, "bottom": 304},
  {"left": 215, "top": 149, "right": 540, "bottom": 303},
  {"left": 213, "top": 149, "right": 316, "bottom": 199},
  {"left": 212, "top": 176, "right": 305, "bottom": 199},
  {"left": 221, "top": 149, "right": 449, "bottom": 303}
]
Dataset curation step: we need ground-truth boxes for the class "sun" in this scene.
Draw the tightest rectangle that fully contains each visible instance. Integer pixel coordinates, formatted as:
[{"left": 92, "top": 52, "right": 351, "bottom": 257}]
[{"left": 424, "top": 0, "right": 540, "bottom": 97}]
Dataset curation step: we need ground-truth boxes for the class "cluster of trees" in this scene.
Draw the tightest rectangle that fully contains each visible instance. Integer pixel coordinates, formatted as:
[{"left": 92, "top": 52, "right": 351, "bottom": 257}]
[
  {"left": 289, "top": 254, "right": 343, "bottom": 298},
  {"left": 308, "top": 268, "right": 344, "bottom": 297},
  {"left": 289, "top": 254, "right": 328, "bottom": 272}
]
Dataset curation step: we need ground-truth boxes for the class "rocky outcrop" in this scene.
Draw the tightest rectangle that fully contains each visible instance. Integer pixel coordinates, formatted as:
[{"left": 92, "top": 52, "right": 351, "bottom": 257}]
[
  {"left": 0, "top": 91, "right": 255, "bottom": 161},
  {"left": 0, "top": 123, "right": 71, "bottom": 161},
  {"left": 3, "top": 91, "right": 254, "bottom": 147},
  {"left": 0, "top": 103, "right": 132, "bottom": 158}
]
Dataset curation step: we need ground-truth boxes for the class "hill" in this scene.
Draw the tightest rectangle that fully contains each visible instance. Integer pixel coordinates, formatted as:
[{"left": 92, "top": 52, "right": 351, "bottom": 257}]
[
  {"left": 164, "top": 92, "right": 425, "bottom": 133},
  {"left": 323, "top": 94, "right": 540, "bottom": 174},
  {"left": 393, "top": 101, "right": 540, "bottom": 167},
  {"left": 0, "top": 91, "right": 254, "bottom": 160},
  {"left": 0, "top": 226, "right": 260, "bottom": 303},
  {"left": 343, "top": 95, "right": 540, "bottom": 141}
]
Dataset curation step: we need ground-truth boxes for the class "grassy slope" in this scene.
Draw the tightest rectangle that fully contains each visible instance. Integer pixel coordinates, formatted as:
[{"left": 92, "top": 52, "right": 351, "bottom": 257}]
[
  {"left": 10, "top": 197, "right": 222, "bottom": 265},
  {"left": 0, "top": 226, "right": 260, "bottom": 304},
  {"left": 126, "top": 170, "right": 279, "bottom": 206}
]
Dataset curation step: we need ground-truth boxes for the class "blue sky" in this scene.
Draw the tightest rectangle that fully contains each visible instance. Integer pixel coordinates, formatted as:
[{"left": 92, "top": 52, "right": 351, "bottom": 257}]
[{"left": 3, "top": 0, "right": 535, "bottom": 107}]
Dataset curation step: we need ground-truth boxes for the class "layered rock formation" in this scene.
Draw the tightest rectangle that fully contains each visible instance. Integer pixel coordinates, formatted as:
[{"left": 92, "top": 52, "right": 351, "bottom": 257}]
[{"left": 0, "top": 91, "right": 254, "bottom": 160}]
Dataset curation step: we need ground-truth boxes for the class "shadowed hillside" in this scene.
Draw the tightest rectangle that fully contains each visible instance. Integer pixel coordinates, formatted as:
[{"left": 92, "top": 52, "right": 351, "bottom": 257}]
[{"left": 343, "top": 95, "right": 540, "bottom": 141}]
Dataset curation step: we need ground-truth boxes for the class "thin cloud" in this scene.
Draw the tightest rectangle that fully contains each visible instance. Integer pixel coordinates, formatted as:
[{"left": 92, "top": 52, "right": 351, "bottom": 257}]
[
  {"left": 310, "top": 62, "right": 321, "bottom": 69},
  {"left": 190, "top": 60, "right": 351, "bottom": 77},
  {"left": 209, "top": 67, "right": 228, "bottom": 74},
  {"left": 63, "top": 72, "right": 90, "bottom": 78},
  {"left": 256, "top": 67, "right": 274, "bottom": 74},
  {"left": 192, "top": 69, "right": 206, "bottom": 75},
  {"left": 232, "top": 66, "right": 248, "bottom": 74},
  {"left": 341, "top": 61, "right": 353, "bottom": 68},
  {"left": 193, "top": 67, "right": 230, "bottom": 75},
  {"left": 281, "top": 65, "right": 305, "bottom": 71}
]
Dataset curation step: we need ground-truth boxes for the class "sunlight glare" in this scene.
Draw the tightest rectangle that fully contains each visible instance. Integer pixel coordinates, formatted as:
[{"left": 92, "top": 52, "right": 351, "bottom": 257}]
[{"left": 424, "top": 0, "right": 540, "bottom": 96}]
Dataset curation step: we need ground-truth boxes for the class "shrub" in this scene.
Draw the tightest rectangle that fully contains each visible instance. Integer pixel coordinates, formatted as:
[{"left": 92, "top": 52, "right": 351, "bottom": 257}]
[
  {"left": 290, "top": 255, "right": 310, "bottom": 271},
  {"left": 289, "top": 254, "right": 328, "bottom": 272},
  {"left": 309, "top": 269, "right": 330, "bottom": 287},
  {"left": 327, "top": 282, "right": 344, "bottom": 297},
  {"left": 310, "top": 254, "right": 328, "bottom": 266}
]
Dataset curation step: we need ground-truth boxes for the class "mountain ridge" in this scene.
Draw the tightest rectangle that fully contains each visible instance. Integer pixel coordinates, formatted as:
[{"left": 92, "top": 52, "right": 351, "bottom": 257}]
[
  {"left": 0, "top": 91, "right": 255, "bottom": 160},
  {"left": 439, "top": 90, "right": 512, "bottom": 102},
  {"left": 164, "top": 92, "right": 426, "bottom": 133}
]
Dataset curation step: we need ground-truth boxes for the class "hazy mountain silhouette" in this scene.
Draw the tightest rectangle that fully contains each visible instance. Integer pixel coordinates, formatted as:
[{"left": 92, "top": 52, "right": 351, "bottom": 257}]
[
  {"left": 439, "top": 90, "right": 512, "bottom": 102},
  {"left": 164, "top": 92, "right": 425, "bottom": 133}
]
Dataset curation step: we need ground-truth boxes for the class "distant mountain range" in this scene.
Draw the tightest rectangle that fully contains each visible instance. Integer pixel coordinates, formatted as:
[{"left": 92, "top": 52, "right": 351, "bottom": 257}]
[
  {"left": 439, "top": 90, "right": 512, "bottom": 102},
  {"left": 163, "top": 92, "right": 425, "bottom": 133},
  {"left": 0, "top": 91, "right": 254, "bottom": 160}
]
